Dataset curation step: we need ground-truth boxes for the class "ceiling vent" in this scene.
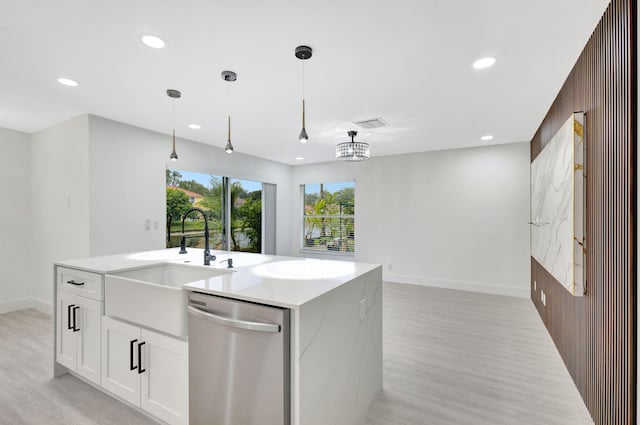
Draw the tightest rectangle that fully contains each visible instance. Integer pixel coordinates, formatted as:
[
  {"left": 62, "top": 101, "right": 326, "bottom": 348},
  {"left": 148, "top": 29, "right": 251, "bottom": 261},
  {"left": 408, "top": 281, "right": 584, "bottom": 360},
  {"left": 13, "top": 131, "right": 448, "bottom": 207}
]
[{"left": 354, "top": 117, "right": 387, "bottom": 129}]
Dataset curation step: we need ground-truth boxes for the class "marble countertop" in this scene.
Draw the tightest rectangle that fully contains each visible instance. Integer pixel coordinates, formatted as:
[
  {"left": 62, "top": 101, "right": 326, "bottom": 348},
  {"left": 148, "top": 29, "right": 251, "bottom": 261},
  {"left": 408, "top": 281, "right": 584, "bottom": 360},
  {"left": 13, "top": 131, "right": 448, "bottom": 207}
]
[{"left": 55, "top": 248, "right": 380, "bottom": 308}]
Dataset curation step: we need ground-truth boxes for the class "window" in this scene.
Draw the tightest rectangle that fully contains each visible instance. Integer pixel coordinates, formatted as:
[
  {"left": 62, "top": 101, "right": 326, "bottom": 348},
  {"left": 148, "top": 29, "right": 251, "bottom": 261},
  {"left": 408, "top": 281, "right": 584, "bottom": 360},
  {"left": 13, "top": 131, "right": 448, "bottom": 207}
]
[
  {"left": 302, "top": 181, "right": 355, "bottom": 253},
  {"left": 229, "top": 178, "right": 262, "bottom": 253},
  {"left": 166, "top": 169, "right": 263, "bottom": 253}
]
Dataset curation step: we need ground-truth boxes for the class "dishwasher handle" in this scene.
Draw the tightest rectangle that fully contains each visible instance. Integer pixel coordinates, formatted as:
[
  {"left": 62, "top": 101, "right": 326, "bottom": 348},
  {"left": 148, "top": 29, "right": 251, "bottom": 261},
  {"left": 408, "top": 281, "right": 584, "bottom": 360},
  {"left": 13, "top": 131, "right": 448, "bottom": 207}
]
[{"left": 188, "top": 305, "right": 281, "bottom": 333}]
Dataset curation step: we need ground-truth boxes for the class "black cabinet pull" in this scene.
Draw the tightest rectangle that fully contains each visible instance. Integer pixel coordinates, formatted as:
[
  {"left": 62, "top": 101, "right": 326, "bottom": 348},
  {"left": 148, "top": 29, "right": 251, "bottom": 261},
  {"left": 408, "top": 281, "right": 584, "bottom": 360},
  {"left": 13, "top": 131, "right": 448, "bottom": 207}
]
[
  {"left": 129, "top": 339, "right": 138, "bottom": 371},
  {"left": 66, "top": 280, "right": 85, "bottom": 286},
  {"left": 137, "top": 341, "right": 146, "bottom": 374},
  {"left": 67, "top": 304, "right": 75, "bottom": 330},
  {"left": 72, "top": 306, "right": 80, "bottom": 332}
]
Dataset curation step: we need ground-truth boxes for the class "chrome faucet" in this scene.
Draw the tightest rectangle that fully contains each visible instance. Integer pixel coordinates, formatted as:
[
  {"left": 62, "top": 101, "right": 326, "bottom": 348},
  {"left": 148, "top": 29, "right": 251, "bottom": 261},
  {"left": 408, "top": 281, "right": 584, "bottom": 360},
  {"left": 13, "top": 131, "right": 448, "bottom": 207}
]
[{"left": 179, "top": 207, "right": 216, "bottom": 266}]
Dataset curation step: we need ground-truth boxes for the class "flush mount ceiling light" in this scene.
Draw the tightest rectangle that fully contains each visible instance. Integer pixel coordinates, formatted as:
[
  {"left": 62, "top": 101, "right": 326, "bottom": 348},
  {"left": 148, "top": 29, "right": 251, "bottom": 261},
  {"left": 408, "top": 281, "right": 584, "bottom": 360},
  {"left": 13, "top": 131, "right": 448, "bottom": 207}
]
[
  {"left": 140, "top": 34, "right": 166, "bottom": 49},
  {"left": 295, "top": 157, "right": 304, "bottom": 161},
  {"left": 57, "top": 77, "right": 78, "bottom": 87},
  {"left": 166, "top": 89, "right": 181, "bottom": 162},
  {"left": 188, "top": 124, "right": 201, "bottom": 130},
  {"left": 221, "top": 70, "right": 237, "bottom": 154},
  {"left": 295, "top": 45, "right": 312, "bottom": 144},
  {"left": 481, "top": 134, "right": 494, "bottom": 141},
  {"left": 473, "top": 57, "right": 496, "bottom": 69},
  {"left": 336, "top": 130, "right": 370, "bottom": 162}
]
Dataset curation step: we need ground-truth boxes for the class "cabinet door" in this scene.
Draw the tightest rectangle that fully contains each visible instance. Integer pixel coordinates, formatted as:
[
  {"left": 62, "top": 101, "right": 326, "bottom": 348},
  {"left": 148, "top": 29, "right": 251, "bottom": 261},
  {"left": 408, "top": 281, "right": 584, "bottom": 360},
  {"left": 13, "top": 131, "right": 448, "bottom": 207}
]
[
  {"left": 101, "top": 316, "right": 141, "bottom": 406},
  {"left": 56, "top": 291, "right": 77, "bottom": 371},
  {"left": 75, "top": 297, "right": 103, "bottom": 385},
  {"left": 140, "top": 329, "right": 189, "bottom": 425}
]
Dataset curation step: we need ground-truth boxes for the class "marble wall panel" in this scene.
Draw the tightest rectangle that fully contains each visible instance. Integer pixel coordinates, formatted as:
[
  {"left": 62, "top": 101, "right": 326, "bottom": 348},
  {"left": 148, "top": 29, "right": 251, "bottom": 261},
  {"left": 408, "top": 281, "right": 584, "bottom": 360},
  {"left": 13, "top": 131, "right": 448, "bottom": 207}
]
[{"left": 530, "top": 113, "right": 585, "bottom": 296}]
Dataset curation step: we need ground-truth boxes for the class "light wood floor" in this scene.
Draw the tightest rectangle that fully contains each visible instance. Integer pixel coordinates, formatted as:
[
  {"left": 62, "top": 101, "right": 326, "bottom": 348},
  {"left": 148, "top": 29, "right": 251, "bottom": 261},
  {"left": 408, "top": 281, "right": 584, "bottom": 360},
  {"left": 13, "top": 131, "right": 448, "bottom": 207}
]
[
  {"left": 0, "top": 283, "right": 592, "bottom": 425},
  {"left": 366, "top": 283, "right": 593, "bottom": 425}
]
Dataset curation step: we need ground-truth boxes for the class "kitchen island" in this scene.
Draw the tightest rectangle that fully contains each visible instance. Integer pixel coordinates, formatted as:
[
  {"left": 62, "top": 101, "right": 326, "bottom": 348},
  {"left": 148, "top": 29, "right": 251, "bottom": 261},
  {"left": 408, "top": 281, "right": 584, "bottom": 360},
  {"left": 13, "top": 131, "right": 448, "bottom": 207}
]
[{"left": 53, "top": 248, "right": 383, "bottom": 425}]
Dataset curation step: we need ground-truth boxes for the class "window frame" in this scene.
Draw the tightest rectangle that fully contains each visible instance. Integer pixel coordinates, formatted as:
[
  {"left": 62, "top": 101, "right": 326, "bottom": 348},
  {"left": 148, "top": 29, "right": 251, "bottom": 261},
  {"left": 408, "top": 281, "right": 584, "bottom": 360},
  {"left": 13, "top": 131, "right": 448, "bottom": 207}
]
[{"left": 299, "top": 181, "right": 356, "bottom": 257}]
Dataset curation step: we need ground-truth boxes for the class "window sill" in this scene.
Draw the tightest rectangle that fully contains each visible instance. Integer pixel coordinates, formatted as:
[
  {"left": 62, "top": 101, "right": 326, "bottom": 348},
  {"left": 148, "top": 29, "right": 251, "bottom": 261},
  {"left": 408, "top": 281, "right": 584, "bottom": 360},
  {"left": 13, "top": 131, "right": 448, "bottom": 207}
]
[{"left": 299, "top": 249, "right": 355, "bottom": 259}]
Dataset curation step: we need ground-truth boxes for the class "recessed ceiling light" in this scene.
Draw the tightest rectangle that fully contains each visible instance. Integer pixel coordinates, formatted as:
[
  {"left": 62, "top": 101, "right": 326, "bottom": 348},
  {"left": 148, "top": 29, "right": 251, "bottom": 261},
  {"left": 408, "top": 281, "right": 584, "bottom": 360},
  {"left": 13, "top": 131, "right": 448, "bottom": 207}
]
[
  {"left": 473, "top": 57, "right": 496, "bottom": 69},
  {"left": 295, "top": 157, "right": 304, "bottom": 161},
  {"left": 188, "top": 124, "right": 201, "bottom": 130},
  {"left": 140, "top": 34, "right": 166, "bottom": 49},
  {"left": 57, "top": 78, "right": 78, "bottom": 87},
  {"left": 481, "top": 135, "right": 494, "bottom": 141}
]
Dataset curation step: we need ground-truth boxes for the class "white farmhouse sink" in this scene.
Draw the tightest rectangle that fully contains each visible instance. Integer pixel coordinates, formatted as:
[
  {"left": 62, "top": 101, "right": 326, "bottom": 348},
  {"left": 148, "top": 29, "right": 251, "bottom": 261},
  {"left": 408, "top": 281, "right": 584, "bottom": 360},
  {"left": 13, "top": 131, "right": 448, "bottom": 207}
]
[{"left": 105, "top": 264, "right": 229, "bottom": 337}]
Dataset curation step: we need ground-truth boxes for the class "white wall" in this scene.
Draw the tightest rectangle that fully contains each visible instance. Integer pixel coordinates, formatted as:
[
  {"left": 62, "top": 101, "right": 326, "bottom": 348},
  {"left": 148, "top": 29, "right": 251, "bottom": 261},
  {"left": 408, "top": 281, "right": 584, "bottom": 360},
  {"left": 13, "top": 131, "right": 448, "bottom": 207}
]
[
  {"left": 88, "top": 116, "right": 167, "bottom": 255},
  {"left": 30, "top": 115, "right": 91, "bottom": 311},
  {"left": 0, "top": 128, "right": 32, "bottom": 313},
  {"left": 88, "top": 115, "right": 293, "bottom": 257},
  {"left": 9, "top": 112, "right": 530, "bottom": 313},
  {"left": 292, "top": 142, "right": 531, "bottom": 297}
]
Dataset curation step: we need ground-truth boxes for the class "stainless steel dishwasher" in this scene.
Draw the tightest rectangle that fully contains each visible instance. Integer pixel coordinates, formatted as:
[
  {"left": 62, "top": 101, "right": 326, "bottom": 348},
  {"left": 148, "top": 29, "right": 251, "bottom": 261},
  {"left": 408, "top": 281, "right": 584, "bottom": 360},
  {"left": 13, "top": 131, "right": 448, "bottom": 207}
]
[{"left": 188, "top": 292, "right": 290, "bottom": 425}]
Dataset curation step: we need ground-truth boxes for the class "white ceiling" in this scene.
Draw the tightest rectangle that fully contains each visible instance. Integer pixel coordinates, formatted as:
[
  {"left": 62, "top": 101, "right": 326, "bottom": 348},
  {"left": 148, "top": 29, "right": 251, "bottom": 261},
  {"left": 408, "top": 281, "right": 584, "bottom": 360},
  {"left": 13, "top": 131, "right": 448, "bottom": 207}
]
[{"left": 0, "top": 0, "right": 610, "bottom": 165}]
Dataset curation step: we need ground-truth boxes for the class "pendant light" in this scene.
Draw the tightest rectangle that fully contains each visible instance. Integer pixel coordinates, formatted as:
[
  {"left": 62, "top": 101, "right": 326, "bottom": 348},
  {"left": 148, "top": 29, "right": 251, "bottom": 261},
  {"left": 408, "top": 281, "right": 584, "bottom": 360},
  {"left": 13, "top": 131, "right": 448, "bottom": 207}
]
[
  {"left": 166, "top": 89, "right": 181, "bottom": 161},
  {"left": 336, "top": 130, "right": 370, "bottom": 161},
  {"left": 295, "top": 45, "right": 312, "bottom": 143},
  {"left": 225, "top": 116, "right": 233, "bottom": 153},
  {"left": 221, "top": 70, "right": 236, "bottom": 154}
]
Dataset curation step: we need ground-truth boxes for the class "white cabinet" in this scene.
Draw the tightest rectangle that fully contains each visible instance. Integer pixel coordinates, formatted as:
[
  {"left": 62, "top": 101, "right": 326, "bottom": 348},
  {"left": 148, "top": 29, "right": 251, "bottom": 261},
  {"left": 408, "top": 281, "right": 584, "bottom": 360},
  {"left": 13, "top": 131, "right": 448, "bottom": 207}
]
[
  {"left": 101, "top": 316, "right": 188, "bottom": 425},
  {"left": 140, "top": 329, "right": 189, "bottom": 425},
  {"left": 55, "top": 265, "right": 187, "bottom": 425},
  {"left": 55, "top": 290, "right": 103, "bottom": 385},
  {"left": 101, "top": 316, "right": 140, "bottom": 404}
]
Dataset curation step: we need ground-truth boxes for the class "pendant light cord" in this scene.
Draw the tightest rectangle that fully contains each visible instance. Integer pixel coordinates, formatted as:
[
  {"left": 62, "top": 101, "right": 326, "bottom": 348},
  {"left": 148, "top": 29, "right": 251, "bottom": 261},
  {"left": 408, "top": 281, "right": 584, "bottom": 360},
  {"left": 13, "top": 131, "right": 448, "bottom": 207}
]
[
  {"left": 302, "top": 60, "right": 306, "bottom": 127},
  {"left": 172, "top": 98, "right": 176, "bottom": 149},
  {"left": 228, "top": 81, "right": 231, "bottom": 142}
]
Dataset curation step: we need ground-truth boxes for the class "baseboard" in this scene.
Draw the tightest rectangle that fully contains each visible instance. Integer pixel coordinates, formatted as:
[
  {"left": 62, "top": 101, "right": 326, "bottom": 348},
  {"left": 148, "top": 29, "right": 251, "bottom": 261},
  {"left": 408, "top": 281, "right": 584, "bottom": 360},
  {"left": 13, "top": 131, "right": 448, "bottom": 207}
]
[
  {"left": 0, "top": 297, "right": 52, "bottom": 315},
  {"left": 0, "top": 298, "right": 34, "bottom": 315},
  {"left": 30, "top": 298, "right": 53, "bottom": 315},
  {"left": 383, "top": 272, "right": 529, "bottom": 298}
]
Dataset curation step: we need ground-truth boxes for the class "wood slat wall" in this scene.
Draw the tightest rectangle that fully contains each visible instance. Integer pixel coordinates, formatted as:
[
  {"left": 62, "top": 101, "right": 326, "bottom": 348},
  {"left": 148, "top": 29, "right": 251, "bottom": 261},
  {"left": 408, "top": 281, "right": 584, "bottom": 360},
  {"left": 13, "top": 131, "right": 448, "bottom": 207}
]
[{"left": 529, "top": 0, "right": 636, "bottom": 424}]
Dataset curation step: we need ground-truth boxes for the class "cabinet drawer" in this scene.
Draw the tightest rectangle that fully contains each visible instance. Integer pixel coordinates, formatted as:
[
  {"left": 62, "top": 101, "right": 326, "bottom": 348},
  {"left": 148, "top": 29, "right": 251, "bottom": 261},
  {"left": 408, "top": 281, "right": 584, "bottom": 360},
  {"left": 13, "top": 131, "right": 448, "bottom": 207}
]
[{"left": 58, "top": 267, "right": 104, "bottom": 301}]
